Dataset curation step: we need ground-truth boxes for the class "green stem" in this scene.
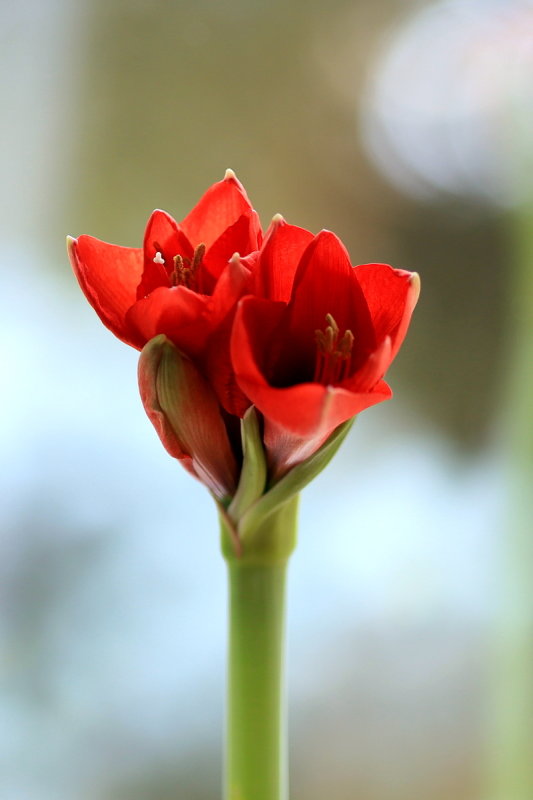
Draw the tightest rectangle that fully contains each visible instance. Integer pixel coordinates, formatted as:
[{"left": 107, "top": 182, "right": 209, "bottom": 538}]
[
  {"left": 220, "top": 495, "right": 299, "bottom": 800},
  {"left": 225, "top": 560, "right": 288, "bottom": 800}
]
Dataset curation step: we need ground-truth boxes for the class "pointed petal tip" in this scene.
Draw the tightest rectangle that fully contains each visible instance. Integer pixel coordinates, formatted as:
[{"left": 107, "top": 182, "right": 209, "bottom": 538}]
[
  {"left": 147, "top": 207, "right": 176, "bottom": 222},
  {"left": 409, "top": 271, "right": 421, "bottom": 302},
  {"left": 147, "top": 332, "right": 172, "bottom": 349},
  {"left": 314, "top": 228, "right": 345, "bottom": 248},
  {"left": 243, "top": 404, "right": 257, "bottom": 421},
  {"left": 306, "top": 228, "right": 351, "bottom": 261},
  {"left": 66, "top": 235, "right": 77, "bottom": 258},
  {"left": 224, "top": 168, "right": 237, "bottom": 181},
  {"left": 138, "top": 334, "right": 170, "bottom": 373},
  {"left": 271, "top": 213, "right": 285, "bottom": 225},
  {"left": 141, "top": 334, "right": 183, "bottom": 371},
  {"left": 66, "top": 236, "right": 81, "bottom": 272}
]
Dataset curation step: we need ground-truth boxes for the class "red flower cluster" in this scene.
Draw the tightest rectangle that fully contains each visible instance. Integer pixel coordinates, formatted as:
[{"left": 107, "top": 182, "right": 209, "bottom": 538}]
[{"left": 68, "top": 171, "right": 419, "bottom": 499}]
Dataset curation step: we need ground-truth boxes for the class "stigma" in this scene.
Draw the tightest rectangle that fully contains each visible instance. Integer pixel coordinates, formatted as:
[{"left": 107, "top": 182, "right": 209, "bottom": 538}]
[
  {"left": 153, "top": 251, "right": 165, "bottom": 265},
  {"left": 314, "top": 313, "right": 354, "bottom": 385}
]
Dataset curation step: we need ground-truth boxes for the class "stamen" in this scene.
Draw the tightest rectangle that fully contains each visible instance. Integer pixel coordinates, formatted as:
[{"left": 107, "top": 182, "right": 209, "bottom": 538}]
[
  {"left": 339, "top": 330, "right": 354, "bottom": 358},
  {"left": 166, "top": 243, "right": 206, "bottom": 290},
  {"left": 325, "top": 313, "right": 339, "bottom": 337},
  {"left": 192, "top": 243, "right": 206, "bottom": 269},
  {"left": 314, "top": 313, "right": 354, "bottom": 385},
  {"left": 171, "top": 254, "right": 184, "bottom": 287}
]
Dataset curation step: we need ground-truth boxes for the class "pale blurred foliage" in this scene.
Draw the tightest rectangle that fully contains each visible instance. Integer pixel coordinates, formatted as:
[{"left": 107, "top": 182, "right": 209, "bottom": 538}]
[{"left": 0, "top": 0, "right": 520, "bottom": 798}]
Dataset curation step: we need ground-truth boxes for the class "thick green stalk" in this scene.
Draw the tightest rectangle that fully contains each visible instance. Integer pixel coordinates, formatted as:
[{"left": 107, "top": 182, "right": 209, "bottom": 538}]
[
  {"left": 220, "top": 495, "right": 299, "bottom": 800},
  {"left": 226, "top": 560, "right": 288, "bottom": 800}
]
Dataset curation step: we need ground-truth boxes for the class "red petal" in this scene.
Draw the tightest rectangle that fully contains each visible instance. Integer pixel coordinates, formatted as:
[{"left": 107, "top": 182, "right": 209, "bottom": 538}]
[
  {"left": 180, "top": 172, "right": 256, "bottom": 249},
  {"left": 261, "top": 382, "right": 387, "bottom": 480},
  {"left": 231, "top": 296, "right": 288, "bottom": 391},
  {"left": 287, "top": 230, "right": 376, "bottom": 369},
  {"left": 206, "top": 319, "right": 252, "bottom": 418},
  {"left": 126, "top": 286, "right": 210, "bottom": 358},
  {"left": 210, "top": 255, "right": 252, "bottom": 328},
  {"left": 343, "top": 336, "right": 393, "bottom": 393},
  {"left": 68, "top": 235, "right": 144, "bottom": 348},
  {"left": 138, "top": 209, "right": 193, "bottom": 299},
  {"left": 257, "top": 380, "right": 390, "bottom": 439},
  {"left": 354, "top": 265, "right": 420, "bottom": 359},
  {"left": 202, "top": 258, "right": 254, "bottom": 416},
  {"left": 254, "top": 216, "right": 314, "bottom": 302},
  {"left": 204, "top": 210, "right": 261, "bottom": 282}
]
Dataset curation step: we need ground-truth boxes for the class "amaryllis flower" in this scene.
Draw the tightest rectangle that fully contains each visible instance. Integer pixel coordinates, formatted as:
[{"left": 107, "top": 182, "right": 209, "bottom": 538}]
[
  {"left": 67, "top": 171, "right": 263, "bottom": 496},
  {"left": 67, "top": 170, "right": 261, "bottom": 365},
  {"left": 231, "top": 218, "right": 420, "bottom": 477}
]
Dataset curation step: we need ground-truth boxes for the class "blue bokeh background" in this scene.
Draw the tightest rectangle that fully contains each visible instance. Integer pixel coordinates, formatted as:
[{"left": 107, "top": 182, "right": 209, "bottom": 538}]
[{"left": 2, "top": 1, "right": 530, "bottom": 798}]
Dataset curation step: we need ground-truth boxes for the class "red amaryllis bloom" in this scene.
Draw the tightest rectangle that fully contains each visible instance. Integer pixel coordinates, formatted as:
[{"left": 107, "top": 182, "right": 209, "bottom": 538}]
[
  {"left": 68, "top": 171, "right": 263, "bottom": 495},
  {"left": 68, "top": 170, "right": 261, "bottom": 365},
  {"left": 231, "top": 219, "right": 420, "bottom": 477}
]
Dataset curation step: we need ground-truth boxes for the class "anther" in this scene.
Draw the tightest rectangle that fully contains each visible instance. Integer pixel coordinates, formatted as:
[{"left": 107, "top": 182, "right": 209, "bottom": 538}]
[
  {"left": 325, "top": 313, "right": 339, "bottom": 337},
  {"left": 313, "top": 313, "right": 354, "bottom": 385},
  {"left": 171, "top": 254, "right": 183, "bottom": 287},
  {"left": 339, "top": 330, "right": 354, "bottom": 358},
  {"left": 165, "top": 245, "right": 205, "bottom": 291},
  {"left": 192, "top": 243, "right": 205, "bottom": 269}
]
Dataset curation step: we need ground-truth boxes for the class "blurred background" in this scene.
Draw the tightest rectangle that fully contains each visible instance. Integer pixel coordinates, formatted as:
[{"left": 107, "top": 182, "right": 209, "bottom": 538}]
[{"left": 1, "top": 0, "right": 532, "bottom": 798}]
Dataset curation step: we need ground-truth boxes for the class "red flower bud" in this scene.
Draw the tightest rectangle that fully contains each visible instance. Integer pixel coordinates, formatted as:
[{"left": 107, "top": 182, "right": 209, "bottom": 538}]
[{"left": 139, "top": 335, "right": 239, "bottom": 500}]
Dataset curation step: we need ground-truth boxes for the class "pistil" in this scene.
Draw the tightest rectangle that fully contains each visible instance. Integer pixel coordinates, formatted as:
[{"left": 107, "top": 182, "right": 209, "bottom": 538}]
[{"left": 314, "top": 313, "right": 354, "bottom": 385}]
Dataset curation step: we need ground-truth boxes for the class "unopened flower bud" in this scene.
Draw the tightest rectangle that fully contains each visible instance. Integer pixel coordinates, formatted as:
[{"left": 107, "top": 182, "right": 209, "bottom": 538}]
[{"left": 138, "top": 334, "right": 238, "bottom": 500}]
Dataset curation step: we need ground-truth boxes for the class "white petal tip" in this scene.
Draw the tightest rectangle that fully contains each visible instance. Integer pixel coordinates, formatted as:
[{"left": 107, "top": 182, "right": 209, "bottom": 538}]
[
  {"left": 409, "top": 272, "right": 421, "bottom": 301},
  {"left": 66, "top": 236, "right": 77, "bottom": 257}
]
